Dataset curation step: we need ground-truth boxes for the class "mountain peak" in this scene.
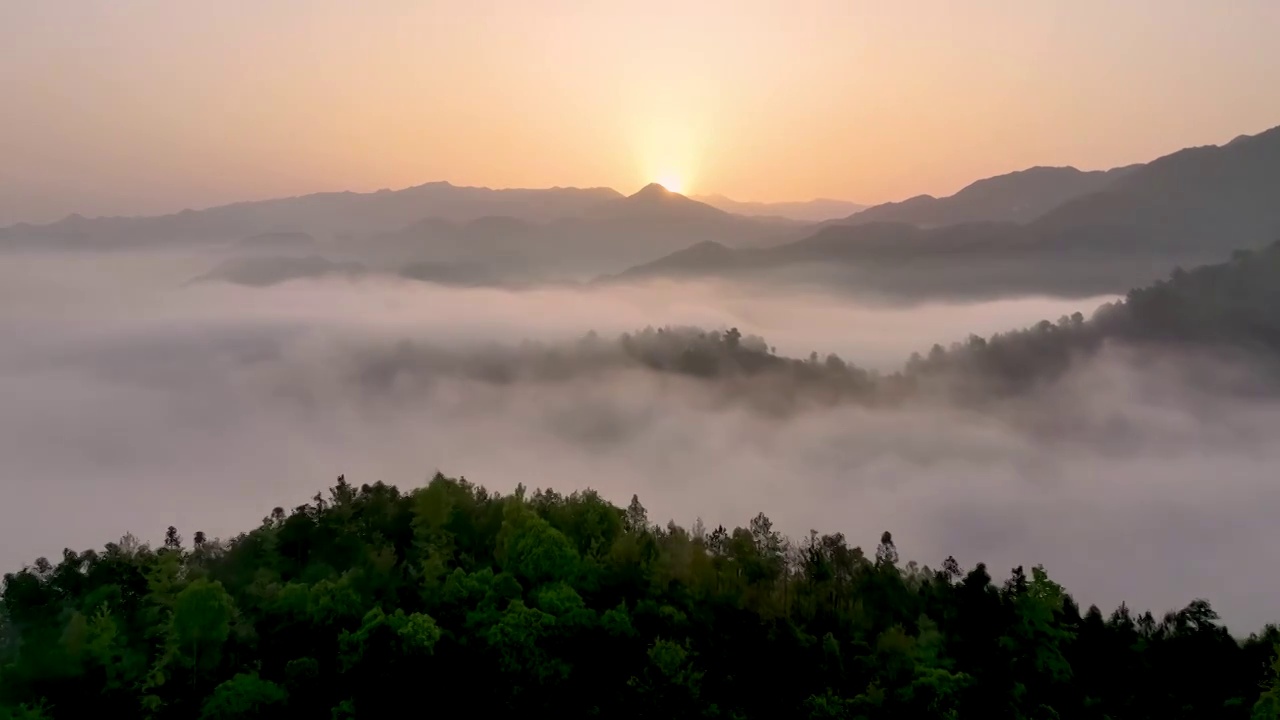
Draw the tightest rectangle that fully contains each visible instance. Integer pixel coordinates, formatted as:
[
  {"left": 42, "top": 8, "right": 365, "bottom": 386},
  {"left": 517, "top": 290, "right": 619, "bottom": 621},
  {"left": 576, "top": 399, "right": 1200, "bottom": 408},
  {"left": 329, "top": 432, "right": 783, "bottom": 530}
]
[
  {"left": 631, "top": 182, "right": 678, "bottom": 199},
  {"left": 583, "top": 183, "right": 730, "bottom": 222}
]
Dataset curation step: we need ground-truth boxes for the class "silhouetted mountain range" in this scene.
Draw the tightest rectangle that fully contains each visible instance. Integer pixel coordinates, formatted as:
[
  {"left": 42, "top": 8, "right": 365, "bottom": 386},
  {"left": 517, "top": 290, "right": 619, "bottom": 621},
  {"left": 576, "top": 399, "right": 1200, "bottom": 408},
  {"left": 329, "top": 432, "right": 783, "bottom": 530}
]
[
  {"left": 846, "top": 165, "right": 1140, "bottom": 227},
  {"left": 616, "top": 125, "right": 1280, "bottom": 300},
  {"left": 590, "top": 183, "right": 734, "bottom": 222},
  {"left": 344, "top": 184, "right": 797, "bottom": 283},
  {"left": 1, "top": 180, "right": 808, "bottom": 286},
  {"left": 692, "top": 194, "right": 866, "bottom": 222},
  {"left": 0, "top": 183, "right": 622, "bottom": 249},
  {"left": 8, "top": 125, "right": 1280, "bottom": 301}
]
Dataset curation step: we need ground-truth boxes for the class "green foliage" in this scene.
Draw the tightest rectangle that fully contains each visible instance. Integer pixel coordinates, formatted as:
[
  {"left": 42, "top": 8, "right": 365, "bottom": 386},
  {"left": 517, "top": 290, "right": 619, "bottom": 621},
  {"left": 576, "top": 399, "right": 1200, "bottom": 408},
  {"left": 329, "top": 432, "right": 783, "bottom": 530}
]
[
  {"left": 169, "top": 579, "right": 234, "bottom": 671},
  {"left": 339, "top": 606, "right": 441, "bottom": 669},
  {"left": 497, "top": 502, "right": 580, "bottom": 585},
  {"left": 0, "top": 702, "right": 51, "bottom": 720},
  {"left": 1, "top": 474, "right": 1276, "bottom": 718},
  {"left": 199, "top": 673, "right": 286, "bottom": 719},
  {"left": 1256, "top": 645, "right": 1280, "bottom": 719}
]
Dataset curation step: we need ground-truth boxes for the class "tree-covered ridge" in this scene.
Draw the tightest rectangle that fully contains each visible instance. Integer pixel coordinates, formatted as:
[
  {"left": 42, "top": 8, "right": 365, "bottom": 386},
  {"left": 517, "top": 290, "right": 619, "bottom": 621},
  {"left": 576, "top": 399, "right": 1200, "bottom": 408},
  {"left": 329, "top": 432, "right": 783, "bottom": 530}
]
[
  {"left": 2, "top": 474, "right": 1278, "bottom": 718},
  {"left": 649, "top": 239, "right": 1280, "bottom": 392},
  {"left": 360, "top": 241, "right": 1280, "bottom": 407}
]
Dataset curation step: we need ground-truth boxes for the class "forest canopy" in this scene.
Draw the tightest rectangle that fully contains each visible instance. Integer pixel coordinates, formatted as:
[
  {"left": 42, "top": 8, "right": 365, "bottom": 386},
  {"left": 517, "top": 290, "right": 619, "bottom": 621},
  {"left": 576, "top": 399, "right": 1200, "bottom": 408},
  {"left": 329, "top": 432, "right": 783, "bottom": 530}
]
[{"left": 2, "top": 473, "right": 1278, "bottom": 719}]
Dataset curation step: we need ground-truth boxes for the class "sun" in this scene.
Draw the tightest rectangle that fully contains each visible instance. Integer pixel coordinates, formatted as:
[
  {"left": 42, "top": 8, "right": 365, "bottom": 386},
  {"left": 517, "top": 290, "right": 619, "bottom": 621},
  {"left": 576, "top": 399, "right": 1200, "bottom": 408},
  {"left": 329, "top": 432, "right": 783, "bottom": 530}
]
[
  {"left": 654, "top": 173, "right": 685, "bottom": 195},
  {"left": 631, "top": 113, "right": 701, "bottom": 198}
]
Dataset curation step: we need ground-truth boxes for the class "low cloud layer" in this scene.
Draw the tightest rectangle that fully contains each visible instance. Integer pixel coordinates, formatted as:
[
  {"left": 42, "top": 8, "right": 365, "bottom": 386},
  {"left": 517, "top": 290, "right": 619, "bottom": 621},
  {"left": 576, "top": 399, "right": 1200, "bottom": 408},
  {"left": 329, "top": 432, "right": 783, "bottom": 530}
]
[{"left": 2, "top": 250, "right": 1277, "bottom": 631}]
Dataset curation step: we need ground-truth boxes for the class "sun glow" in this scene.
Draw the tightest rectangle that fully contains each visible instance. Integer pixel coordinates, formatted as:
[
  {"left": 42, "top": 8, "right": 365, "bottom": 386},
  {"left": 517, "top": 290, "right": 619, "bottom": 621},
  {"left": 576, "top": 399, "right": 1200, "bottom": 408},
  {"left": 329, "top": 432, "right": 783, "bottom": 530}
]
[
  {"left": 654, "top": 174, "right": 685, "bottom": 195},
  {"left": 630, "top": 113, "right": 703, "bottom": 199}
]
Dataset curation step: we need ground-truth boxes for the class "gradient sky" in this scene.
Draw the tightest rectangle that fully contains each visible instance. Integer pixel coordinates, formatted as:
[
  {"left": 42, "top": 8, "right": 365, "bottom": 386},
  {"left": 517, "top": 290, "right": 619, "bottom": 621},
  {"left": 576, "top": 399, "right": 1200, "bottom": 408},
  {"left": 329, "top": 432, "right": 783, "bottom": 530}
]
[{"left": 2, "top": 0, "right": 1278, "bottom": 225}]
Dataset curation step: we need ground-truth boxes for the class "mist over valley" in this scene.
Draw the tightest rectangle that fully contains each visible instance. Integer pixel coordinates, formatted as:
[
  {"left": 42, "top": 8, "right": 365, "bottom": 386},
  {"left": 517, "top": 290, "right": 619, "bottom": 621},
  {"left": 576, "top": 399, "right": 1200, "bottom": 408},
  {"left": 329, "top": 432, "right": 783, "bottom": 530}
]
[{"left": 4, "top": 5, "right": 1280, "bottom": 713}]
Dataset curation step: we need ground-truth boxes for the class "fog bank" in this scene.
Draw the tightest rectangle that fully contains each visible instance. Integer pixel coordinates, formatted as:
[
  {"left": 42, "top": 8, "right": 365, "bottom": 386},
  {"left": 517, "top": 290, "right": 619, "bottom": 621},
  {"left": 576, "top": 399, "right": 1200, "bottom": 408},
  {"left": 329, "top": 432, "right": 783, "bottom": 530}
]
[{"left": 2, "top": 251, "right": 1276, "bottom": 630}]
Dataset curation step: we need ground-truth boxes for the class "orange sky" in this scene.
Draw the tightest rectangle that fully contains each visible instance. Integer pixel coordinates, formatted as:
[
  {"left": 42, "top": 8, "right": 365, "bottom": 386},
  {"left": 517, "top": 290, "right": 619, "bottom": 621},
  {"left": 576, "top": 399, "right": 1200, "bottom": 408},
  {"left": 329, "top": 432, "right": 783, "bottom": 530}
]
[{"left": 2, "top": 0, "right": 1279, "bottom": 224}]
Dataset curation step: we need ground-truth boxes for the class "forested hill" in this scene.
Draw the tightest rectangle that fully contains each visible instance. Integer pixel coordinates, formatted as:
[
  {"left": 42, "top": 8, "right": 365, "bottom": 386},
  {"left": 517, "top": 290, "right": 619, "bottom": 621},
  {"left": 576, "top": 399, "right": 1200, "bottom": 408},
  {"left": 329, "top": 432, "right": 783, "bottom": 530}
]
[
  {"left": 2, "top": 474, "right": 1278, "bottom": 719},
  {"left": 367, "top": 241, "right": 1280, "bottom": 406}
]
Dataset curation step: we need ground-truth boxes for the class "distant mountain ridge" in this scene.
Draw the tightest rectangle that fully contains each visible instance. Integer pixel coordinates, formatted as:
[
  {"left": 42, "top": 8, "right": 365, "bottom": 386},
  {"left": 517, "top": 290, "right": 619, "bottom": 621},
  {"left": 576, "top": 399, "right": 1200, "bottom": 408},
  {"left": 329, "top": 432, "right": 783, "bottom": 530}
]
[
  {"left": 0, "top": 181, "right": 811, "bottom": 264},
  {"left": 351, "top": 184, "right": 797, "bottom": 283},
  {"left": 693, "top": 194, "right": 866, "bottom": 222},
  {"left": 614, "top": 125, "right": 1280, "bottom": 301},
  {"left": 847, "top": 165, "right": 1140, "bottom": 227},
  {"left": 0, "top": 182, "right": 624, "bottom": 249},
  {"left": 589, "top": 183, "right": 733, "bottom": 221},
  {"left": 8, "top": 124, "right": 1280, "bottom": 301},
  {"left": 180, "top": 183, "right": 806, "bottom": 288}
]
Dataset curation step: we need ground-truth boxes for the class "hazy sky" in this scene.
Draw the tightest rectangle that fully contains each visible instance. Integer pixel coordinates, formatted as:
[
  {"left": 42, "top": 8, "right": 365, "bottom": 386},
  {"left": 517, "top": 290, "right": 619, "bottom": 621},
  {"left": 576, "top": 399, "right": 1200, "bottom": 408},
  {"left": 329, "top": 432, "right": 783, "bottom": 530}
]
[{"left": 3, "top": 0, "right": 1279, "bottom": 225}]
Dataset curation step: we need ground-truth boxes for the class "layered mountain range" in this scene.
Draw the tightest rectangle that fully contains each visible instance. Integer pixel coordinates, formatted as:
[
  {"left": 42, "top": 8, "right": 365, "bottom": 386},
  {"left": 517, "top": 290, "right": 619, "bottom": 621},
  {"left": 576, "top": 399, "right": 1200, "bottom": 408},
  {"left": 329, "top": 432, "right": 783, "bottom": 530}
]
[
  {"left": 617, "top": 126, "right": 1280, "bottom": 299},
  {"left": 5, "top": 125, "right": 1278, "bottom": 300}
]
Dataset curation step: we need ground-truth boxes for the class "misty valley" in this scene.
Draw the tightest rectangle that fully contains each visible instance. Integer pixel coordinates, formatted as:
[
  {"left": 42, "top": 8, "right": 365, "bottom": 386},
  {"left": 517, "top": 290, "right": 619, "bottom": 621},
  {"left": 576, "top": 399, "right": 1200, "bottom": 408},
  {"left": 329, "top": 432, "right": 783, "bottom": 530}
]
[{"left": 3, "top": 108, "right": 1280, "bottom": 717}]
